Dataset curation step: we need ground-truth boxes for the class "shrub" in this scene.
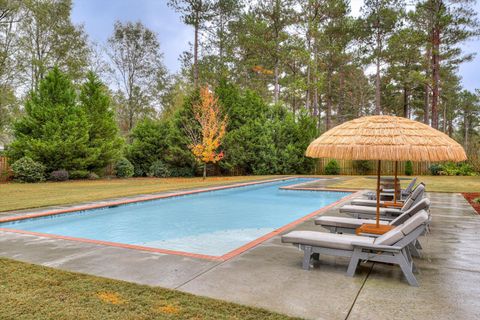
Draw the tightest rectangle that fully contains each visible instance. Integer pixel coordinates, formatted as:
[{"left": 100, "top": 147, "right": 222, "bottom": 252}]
[
  {"left": 353, "top": 160, "right": 372, "bottom": 175},
  {"left": 148, "top": 160, "right": 171, "bottom": 178},
  {"left": 49, "top": 169, "right": 69, "bottom": 181},
  {"left": 115, "top": 157, "right": 134, "bottom": 178},
  {"left": 325, "top": 159, "right": 340, "bottom": 175},
  {"left": 88, "top": 172, "right": 99, "bottom": 180},
  {"left": 405, "top": 161, "right": 413, "bottom": 176},
  {"left": 429, "top": 163, "right": 443, "bottom": 176},
  {"left": 169, "top": 166, "right": 195, "bottom": 177},
  {"left": 69, "top": 170, "right": 90, "bottom": 180},
  {"left": 438, "top": 162, "right": 476, "bottom": 176},
  {"left": 6, "top": 67, "right": 91, "bottom": 172},
  {"left": 457, "top": 163, "right": 476, "bottom": 176},
  {"left": 474, "top": 197, "right": 480, "bottom": 204},
  {"left": 11, "top": 157, "right": 46, "bottom": 183}
]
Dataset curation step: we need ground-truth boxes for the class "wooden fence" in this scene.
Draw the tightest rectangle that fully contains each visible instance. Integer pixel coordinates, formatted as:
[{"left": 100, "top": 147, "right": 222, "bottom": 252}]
[
  {"left": 313, "top": 158, "right": 433, "bottom": 175},
  {"left": 0, "top": 156, "right": 10, "bottom": 181}
]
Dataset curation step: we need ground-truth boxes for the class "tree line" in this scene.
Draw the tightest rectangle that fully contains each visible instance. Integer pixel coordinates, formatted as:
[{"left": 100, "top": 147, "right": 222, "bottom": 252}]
[{"left": 0, "top": 0, "right": 479, "bottom": 178}]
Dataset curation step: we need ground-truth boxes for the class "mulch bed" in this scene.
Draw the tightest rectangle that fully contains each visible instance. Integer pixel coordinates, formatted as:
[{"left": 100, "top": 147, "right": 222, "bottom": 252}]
[{"left": 462, "top": 193, "right": 480, "bottom": 215}]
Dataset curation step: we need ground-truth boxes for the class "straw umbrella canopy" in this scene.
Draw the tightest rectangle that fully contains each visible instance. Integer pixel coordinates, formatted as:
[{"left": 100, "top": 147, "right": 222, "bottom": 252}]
[{"left": 306, "top": 115, "right": 467, "bottom": 229}]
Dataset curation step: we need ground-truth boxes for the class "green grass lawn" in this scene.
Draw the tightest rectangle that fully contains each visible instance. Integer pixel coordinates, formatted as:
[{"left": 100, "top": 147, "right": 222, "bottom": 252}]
[
  {"left": 329, "top": 175, "right": 480, "bottom": 193},
  {"left": 0, "top": 176, "right": 279, "bottom": 212},
  {"left": 0, "top": 258, "right": 298, "bottom": 320}
]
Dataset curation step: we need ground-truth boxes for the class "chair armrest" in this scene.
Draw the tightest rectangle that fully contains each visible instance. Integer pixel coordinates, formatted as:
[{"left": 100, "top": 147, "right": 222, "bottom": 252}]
[
  {"left": 351, "top": 242, "right": 402, "bottom": 252},
  {"left": 384, "top": 208, "right": 402, "bottom": 214}
]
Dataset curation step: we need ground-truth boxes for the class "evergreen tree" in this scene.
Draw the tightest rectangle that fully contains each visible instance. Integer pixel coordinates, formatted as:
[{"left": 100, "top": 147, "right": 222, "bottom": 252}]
[
  {"left": 7, "top": 67, "right": 91, "bottom": 172},
  {"left": 80, "top": 71, "right": 123, "bottom": 172},
  {"left": 168, "top": 0, "right": 217, "bottom": 88},
  {"left": 360, "top": 0, "right": 403, "bottom": 114},
  {"left": 412, "top": 0, "right": 479, "bottom": 128}
]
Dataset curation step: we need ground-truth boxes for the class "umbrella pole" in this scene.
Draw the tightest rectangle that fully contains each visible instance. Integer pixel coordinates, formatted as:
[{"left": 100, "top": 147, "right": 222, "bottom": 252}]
[
  {"left": 376, "top": 160, "right": 381, "bottom": 228},
  {"left": 394, "top": 161, "right": 398, "bottom": 205}
]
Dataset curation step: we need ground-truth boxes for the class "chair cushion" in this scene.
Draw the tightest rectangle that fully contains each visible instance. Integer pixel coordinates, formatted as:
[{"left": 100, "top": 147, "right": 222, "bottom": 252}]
[
  {"left": 401, "top": 197, "right": 414, "bottom": 211},
  {"left": 281, "top": 231, "right": 374, "bottom": 250},
  {"left": 350, "top": 199, "right": 379, "bottom": 207},
  {"left": 374, "top": 227, "right": 404, "bottom": 246},
  {"left": 411, "top": 183, "right": 425, "bottom": 199},
  {"left": 398, "top": 210, "right": 429, "bottom": 235},
  {"left": 315, "top": 216, "right": 387, "bottom": 229},
  {"left": 397, "top": 198, "right": 430, "bottom": 219},
  {"left": 404, "top": 177, "right": 417, "bottom": 193},
  {"left": 340, "top": 205, "right": 400, "bottom": 216}
]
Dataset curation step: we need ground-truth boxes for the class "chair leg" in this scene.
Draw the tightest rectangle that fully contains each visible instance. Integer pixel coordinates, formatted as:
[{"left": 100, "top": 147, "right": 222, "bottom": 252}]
[
  {"left": 404, "top": 247, "right": 419, "bottom": 273},
  {"left": 415, "top": 240, "right": 423, "bottom": 250},
  {"left": 302, "top": 246, "right": 313, "bottom": 270},
  {"left": 409, "top": 243, "right": 421, "bottom": 258},
  {"left": 396, "top": 252, "right": 419, "bottom": 287},
  {"left": 346, "top": 248, "right": 361, "bottom": 277}
]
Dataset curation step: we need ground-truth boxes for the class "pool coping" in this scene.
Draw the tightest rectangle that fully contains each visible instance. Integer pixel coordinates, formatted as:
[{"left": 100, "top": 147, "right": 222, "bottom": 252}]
[
  {"left": 0, "top": 177, "right": 361, "bottom": 261},
  {"left": 279, "top": 179, "right": 360, "bottom": 192}
]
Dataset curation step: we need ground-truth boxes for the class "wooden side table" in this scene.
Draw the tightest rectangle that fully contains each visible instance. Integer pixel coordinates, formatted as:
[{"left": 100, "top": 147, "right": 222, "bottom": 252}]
[
  {"left": 355, "top": 223, "right": 394, "bottom": 235},
  {"left": 382, "top": 201, "right": 403, "bottom": 208}
]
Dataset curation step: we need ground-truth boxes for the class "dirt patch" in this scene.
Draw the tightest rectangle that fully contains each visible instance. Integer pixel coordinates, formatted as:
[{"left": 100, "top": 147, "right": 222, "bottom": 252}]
[
  {"left": 462, "top": 193, "right": 480, "bottom": 214},
  {"left": 97, "top": 291, "right": 126, "bottom": 305}
]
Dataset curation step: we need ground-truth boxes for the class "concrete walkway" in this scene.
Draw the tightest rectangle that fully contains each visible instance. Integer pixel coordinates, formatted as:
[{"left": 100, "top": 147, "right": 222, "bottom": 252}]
[{"left": 0, "top": 188, "right": 479, "bottom": 319}]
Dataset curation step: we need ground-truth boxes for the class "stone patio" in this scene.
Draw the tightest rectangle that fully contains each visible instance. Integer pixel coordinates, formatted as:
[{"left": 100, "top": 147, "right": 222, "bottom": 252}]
[{"left": 0, "top": 185, "right": 479, "bottom": 319}]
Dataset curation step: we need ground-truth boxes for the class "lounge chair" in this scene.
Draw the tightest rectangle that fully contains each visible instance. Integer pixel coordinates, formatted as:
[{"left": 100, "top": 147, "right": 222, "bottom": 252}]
[
  {"left": 383, "top": 177, "right": 417, "bottom": 197},
  {"left": 281, "top": 210, "right": 430, "bottom": 286},
  {"left": 351, "top": 183, "right": 425, "bottom": 207},
  {"left": 366, "top": 177, "right": 417, "bottom": 201},
  {"left": 340, "top": 184, "right": 425, "bottom": 220},
  {"left": 316, "top": 198, "right": 430, "bottom": 234},
  {"left": 316, "top": 198, "right": 430, "bottom": 258}
]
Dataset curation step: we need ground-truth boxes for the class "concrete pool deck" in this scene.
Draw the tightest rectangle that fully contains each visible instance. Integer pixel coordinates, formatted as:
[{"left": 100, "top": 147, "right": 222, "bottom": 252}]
[{"left": 0, "top": 183, "right": 479, "bottom": 319}]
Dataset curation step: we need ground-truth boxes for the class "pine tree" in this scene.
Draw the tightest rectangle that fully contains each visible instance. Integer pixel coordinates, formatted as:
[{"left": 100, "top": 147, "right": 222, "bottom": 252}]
[
  {"left": 8, "top": 67, "right": 91, "bottom": 172},
  {"left": 80, "top": 71, "right": 123, "bottom": 172},
  {"left": 360, "top": 0, "right": 403, "bottom": 115}
]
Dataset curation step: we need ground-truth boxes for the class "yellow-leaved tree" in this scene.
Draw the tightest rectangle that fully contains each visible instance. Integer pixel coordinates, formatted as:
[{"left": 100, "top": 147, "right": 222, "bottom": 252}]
[{"left": 188, "top": 86, "right": 228, "bottom": 179}]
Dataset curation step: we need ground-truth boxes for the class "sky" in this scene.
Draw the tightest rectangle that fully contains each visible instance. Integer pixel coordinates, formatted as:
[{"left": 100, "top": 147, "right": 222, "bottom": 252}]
[{"left": 71, "top": 0, "right": 480, "bottom": 91}]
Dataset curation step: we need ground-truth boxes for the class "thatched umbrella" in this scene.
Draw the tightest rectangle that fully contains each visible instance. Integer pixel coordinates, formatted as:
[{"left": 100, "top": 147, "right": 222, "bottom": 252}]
[{"left": 306, "top": 115, "right": 467, "bottom": 231}]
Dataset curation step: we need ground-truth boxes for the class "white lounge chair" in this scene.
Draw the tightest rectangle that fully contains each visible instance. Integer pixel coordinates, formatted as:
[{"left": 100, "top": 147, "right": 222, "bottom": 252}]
[
  {"left": 316, "top": 198, "right": 430, "bottom": 234},
  {"left": 351, "top": 183, "right": 425, "bottom": 207},
  {"left": 315, "top": 198, "right": 431, "bottom": 258},
  {"left": 281, "top": 210, "right": 430, "bottom": 286},
  {"left": 366, "top": 177, "right": 417, "bottom": 201},
  {"left": 340, "top": 185, "right": 425, "bottom": 220}
]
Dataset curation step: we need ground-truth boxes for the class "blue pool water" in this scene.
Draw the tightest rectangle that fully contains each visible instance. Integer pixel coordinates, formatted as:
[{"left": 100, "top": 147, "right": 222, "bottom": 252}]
[{"left": 1, "top": 178, "right": 350, "bottom": 256}]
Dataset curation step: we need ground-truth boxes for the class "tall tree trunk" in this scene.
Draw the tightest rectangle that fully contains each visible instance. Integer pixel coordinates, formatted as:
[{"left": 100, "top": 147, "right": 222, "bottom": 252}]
[
  {"left": 274, "top": 59, "right": 279, "bottom": 104},
  {"left": 338, "top": 67, "right": 345, "bottom": 123},
  {"left": 312, "top": 38, "right": 319, "bottom": 122},
  {"left": 403, "top": 86, "right": 408, "bottom": 118},
  {"left": 325, "top": 67, "right": 332, "bottom": 130},
  {"left": 203, "top": 163, "right": 207, "bottom": 180},
  {"left": 442, "top": 102, "right": 447, "bottom": 133},
  {"left": 219, "top": 13, "right": 224, "bottom": 66},
  {"left": 464, "top": 113, "right": 469, "bottom": 152},
  {"left": 423, "top": 83, "right": 430, "bottom": 124},
  {"left": 431, "top": 10, "right": 441, "bottom": 129},
  {"left": 193, "top": 19, "right": 199, "bottom": 88},
  {"left": 375, "top": 32, "right": 381, "bottom": 115},
  {"left": 306, "top": 62, "right": 311, "bottom": 113},
  {"left": 318, "top": 94, "right": 322, "bottom": 130},
  {"left": 305, "top": 35, "right": 311, "bottom": 114}
]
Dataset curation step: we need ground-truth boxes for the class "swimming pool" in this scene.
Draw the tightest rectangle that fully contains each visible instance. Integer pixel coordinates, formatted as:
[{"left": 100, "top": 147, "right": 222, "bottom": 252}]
[{"left": 0, "top": 178, "right": 352, "bottom": 259}]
